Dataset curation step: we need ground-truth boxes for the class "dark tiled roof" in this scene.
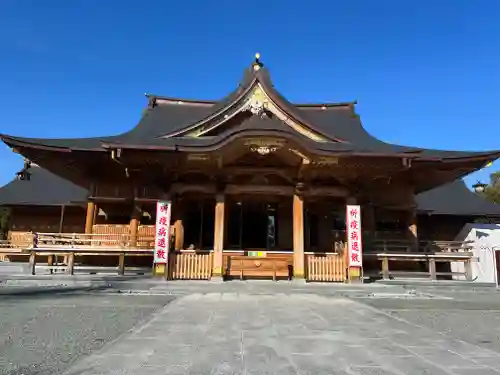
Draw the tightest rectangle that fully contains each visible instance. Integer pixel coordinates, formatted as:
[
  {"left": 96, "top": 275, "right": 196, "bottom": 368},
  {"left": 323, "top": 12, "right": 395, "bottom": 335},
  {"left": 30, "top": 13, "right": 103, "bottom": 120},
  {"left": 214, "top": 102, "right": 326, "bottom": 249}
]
[
  {"left": 1, "top": 60, "right": 499, "bottom": 162},
  {"left": 415, "top": 179, "right": 500, "bottom": 216},
  {"left": 0, "top": 166, "right": 88, "bottom": 206},
  {"left": 1, "top": 166, "right": 500, "bottom": 217}
]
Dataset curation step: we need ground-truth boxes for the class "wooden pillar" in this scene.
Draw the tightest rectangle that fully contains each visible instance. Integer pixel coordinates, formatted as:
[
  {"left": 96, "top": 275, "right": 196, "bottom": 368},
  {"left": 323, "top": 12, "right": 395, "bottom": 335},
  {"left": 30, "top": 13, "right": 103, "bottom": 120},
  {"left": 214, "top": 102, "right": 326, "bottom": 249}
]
[
  {"left": 212, "top": 193, "right": 225, "bottom": 279},
  {"left": 407, "top": 208, "right": 418, "bottom": 250},
  {"left": 129, "top": 203, "right": 141, "bottom": 248},
  {"left": 293, "top": 193, "right": 305, "bottom": 278},
  {"left": 58, "top": 205, "right": 66, "bottom": 233},
  {"left": 93, "top": 203, "right": 99, "bottom": 224},
  {"left": 84, "top": 202, "right": 95, "bottom": 234},
  {"left": 173, "top": 200, "right": 184, "bottom": 251}
]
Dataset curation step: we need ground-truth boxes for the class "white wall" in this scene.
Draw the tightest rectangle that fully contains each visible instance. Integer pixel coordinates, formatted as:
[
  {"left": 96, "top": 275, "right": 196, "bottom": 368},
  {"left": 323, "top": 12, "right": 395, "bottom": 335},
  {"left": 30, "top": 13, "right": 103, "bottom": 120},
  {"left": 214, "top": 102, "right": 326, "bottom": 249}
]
[{"left": 453, "top": 223, "right": 500, "bottom": 284}]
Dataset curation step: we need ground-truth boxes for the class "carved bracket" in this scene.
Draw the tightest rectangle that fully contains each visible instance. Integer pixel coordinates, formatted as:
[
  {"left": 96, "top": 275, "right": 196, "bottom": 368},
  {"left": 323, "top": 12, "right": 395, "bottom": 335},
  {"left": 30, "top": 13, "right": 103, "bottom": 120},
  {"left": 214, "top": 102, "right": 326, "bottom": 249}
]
[
  {"left": 295, "top": 182, "right": 307, "bottom": 196},
  {"left": 244, "top": 138, "right": 286, "bottom": 156}
]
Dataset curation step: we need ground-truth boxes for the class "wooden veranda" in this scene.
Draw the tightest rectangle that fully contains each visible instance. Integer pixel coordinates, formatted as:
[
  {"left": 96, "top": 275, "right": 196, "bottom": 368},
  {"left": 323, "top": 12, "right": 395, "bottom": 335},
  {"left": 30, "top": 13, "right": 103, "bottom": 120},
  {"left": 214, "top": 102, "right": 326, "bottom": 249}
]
[{"left": 0, "top": 225, "right": 475, "bottom": 282}]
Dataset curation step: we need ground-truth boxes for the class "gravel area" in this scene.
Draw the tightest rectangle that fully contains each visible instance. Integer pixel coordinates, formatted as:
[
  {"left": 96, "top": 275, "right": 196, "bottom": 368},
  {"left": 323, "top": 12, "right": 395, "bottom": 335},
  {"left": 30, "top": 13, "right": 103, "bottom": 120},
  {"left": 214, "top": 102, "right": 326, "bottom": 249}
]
[
  {"left": 360, "top": 291, "right": 500, "bottom": 354},
  {"left": 0, "top": 293, "right": 176, "bottom": 375}
]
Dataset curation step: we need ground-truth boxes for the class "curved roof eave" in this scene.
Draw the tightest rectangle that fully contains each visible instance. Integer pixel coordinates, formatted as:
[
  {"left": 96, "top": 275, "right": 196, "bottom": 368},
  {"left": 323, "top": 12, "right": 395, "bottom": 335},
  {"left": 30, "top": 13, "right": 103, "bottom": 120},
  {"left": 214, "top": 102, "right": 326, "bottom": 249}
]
[{"left": 0, "top": 134, "right": 109, "bottom": 152}]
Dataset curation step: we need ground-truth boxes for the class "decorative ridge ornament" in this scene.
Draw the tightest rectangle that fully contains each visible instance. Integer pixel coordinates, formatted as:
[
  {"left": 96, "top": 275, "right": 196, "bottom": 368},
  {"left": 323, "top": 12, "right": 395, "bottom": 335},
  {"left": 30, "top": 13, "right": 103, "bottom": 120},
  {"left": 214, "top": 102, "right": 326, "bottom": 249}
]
[
  {"left": 245, "top": 85, "right": 268, "bottom": 116},
  {"left": 249, "top": 99, "right": 265, "bottom": 115},
  {"left": 253, "top": 52, "right": 263, "bottom": 71}
]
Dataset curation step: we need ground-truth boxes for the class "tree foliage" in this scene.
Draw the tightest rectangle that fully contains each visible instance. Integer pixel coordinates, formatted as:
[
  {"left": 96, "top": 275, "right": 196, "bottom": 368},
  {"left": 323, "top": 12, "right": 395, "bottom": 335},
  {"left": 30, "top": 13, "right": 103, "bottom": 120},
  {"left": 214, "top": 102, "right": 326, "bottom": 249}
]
[{"left": 478, "top": 171, "right": 500, "bottom": 204}]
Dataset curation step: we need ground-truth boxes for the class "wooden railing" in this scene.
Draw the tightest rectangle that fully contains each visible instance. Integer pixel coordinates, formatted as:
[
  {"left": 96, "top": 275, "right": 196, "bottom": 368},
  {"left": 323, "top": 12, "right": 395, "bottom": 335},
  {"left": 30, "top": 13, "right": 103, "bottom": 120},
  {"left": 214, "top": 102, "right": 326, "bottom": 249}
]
[
  {"left": 368, "top": 239, "right": 474, "bottom": 253},
  {"left": 364, "top": 240, "right": 475, "bottom": 281},
  {"left": 35, "top": 232, "right": 135, "bottom": 249},
  {"left": 0, "top": 240, "right": 13, "bottom": 248},
  {"left": 92, "top": 225, "right": 169, "bottom": 248},
  {"left": 305, "top": 253, "right": 347, "bottom": 282},
  {"left": 23, "top": 248, "right": 152, "bottom": 276},
  {"left": 7, "top": 231, "right": 34, "bottom": 248},
  {"left": 169, "top": 251, "right": 212, "bottom": 280}
]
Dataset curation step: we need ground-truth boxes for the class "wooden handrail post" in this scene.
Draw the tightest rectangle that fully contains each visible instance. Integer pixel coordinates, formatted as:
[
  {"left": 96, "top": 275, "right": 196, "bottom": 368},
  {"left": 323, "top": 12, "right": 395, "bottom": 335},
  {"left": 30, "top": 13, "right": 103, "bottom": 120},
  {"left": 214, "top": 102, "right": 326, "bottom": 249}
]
[
  {"left": 118, "top": 253, "right": 126, "bottom": 275},
  {"left": 28, "top": 251, "right": 36, "bottom": 275},
  {"left": 429, "top": 257, "right": 437, "bottom": 280},
  {"left": 464, "top": 259, "right": 473, "bottom": 281},
  {"left": 67, "top": 253, "right": 75, "bottom": 275},
  {"left": 381, "top": 257, "right": 389, "bottom": 280},
  {"left": 48, "top": 254, "right": 54, "bottom": 275}
]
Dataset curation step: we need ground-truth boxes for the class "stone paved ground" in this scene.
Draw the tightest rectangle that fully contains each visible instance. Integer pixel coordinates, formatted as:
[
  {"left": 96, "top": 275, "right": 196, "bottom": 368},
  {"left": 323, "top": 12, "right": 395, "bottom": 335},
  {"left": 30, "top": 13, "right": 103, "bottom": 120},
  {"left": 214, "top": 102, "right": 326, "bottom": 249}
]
[
  {"left": 62, "top": 292, "right": 500, "bottom": 375},
  {"left": 361, "top": 289, "right": 500, "bottom": 359},
  {"left": 0, "top": 293, "right": 175, "bottom": 375}
]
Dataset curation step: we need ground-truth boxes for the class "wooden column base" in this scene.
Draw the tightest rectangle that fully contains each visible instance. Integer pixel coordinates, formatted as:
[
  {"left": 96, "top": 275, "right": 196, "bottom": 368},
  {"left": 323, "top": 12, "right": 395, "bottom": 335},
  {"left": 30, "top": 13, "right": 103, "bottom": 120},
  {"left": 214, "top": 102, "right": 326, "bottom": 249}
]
[
  {"left": 212, "top": 266, "right": 224, "bottom": 278},
  {"left": 348, "top": 266, "right": 362, "bottom": 283},
  {"left": 293, "top": 268, "right": 305, "bottom": 279},
  {"left": 153, "top": 263, "right": 167, "bottom": 277}
]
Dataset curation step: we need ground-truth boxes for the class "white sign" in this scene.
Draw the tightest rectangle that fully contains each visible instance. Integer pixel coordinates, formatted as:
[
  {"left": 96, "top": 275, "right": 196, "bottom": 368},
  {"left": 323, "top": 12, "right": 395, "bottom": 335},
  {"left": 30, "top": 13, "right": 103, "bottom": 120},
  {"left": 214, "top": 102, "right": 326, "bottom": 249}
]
[
  {"left": 346, "top": 204, "right": 363, "bottom": 267},
  {"left": 154, "top": 200, "right": 172, "bottom": 264}
]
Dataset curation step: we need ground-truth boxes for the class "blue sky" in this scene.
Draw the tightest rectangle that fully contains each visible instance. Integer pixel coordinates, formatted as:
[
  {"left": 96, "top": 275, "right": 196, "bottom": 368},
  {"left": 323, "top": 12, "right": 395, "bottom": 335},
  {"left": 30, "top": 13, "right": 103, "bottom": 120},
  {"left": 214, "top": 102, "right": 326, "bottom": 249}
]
[{"left": 0, "top": 0, "right": 499, "bottom": 188}]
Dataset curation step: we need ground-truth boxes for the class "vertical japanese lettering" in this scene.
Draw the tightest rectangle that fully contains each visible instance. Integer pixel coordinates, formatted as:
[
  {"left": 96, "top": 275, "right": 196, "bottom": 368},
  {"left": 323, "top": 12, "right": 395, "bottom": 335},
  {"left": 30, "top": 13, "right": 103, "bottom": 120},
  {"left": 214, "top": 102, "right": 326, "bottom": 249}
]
[
  {"left": 346, "top": 205, "right": 363, "bottom": 267},
  {"left": 154, "top": 201, "right": 172, "bottom": 264}
]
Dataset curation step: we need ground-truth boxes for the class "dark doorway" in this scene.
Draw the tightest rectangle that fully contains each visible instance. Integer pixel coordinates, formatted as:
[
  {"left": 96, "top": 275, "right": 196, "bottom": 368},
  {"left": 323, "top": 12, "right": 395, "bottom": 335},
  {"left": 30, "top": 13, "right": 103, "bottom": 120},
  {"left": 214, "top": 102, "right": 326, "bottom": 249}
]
[
  {"left": 242, "top": 201, "right": 268, "bottom": 249},
  {"left": 183, "top": 199, "right": 215, "bottom": 250},
  {"left": 227, "top": 200, "right": 279, "bottom": 250}
]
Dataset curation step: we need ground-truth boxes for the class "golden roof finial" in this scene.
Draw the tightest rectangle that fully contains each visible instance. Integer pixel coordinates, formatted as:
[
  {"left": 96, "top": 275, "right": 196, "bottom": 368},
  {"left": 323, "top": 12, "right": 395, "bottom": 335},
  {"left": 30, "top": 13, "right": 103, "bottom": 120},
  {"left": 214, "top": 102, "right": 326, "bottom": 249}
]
[{"left": 253, "top": 52, "right": 262, "bottom": 71}]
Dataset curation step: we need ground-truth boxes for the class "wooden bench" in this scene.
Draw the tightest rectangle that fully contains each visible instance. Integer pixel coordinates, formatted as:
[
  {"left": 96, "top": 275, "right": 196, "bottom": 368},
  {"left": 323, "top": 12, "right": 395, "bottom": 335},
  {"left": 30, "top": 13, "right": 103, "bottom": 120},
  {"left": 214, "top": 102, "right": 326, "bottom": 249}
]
[
  {"left": 225, "top": 256, "right": 291, "bottom": 281},
  {"left": 23, "top": 248, "right": 153, "bottom": 276},
  {"left": 364, "top": 251, "right": 474, "bottom": 281}
]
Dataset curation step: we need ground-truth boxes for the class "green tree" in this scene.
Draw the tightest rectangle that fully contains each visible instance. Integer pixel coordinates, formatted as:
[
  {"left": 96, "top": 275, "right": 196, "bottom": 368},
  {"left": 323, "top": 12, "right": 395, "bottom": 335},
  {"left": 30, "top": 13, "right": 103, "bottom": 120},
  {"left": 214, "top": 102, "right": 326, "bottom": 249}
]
[{"left": 478, "top": 171, "right": 500, "bottom": 204}]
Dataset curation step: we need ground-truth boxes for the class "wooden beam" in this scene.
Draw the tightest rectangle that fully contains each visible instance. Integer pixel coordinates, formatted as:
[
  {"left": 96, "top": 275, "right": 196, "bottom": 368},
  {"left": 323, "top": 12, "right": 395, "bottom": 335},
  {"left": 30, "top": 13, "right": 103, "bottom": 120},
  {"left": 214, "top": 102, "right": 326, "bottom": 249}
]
[
  {"left": 225, "top": 184, "right": 294, "bottom": 196},
  {"left": 224, "top": 166, "right": 296, "bottom": 178},
  {"left": 171, "top": 183, "right": 216, "bottom": 195},
  {"left": 307, "top": 186, "right": 349, "bottom": 197}
]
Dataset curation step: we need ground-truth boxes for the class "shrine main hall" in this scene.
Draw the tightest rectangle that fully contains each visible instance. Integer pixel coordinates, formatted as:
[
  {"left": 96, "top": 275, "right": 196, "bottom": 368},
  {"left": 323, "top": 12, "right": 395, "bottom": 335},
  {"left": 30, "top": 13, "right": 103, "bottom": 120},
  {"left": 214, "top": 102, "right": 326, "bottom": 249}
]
[{"left": 1, "top": 54, "right": 499, "bottom": 282}]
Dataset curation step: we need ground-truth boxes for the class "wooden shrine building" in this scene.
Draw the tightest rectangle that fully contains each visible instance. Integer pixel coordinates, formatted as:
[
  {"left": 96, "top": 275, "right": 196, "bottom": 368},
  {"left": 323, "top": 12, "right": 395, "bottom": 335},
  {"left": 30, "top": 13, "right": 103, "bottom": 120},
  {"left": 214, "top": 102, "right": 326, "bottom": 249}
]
[{"left": 1, "top": 55, "right": 500, "bottom": 281}]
